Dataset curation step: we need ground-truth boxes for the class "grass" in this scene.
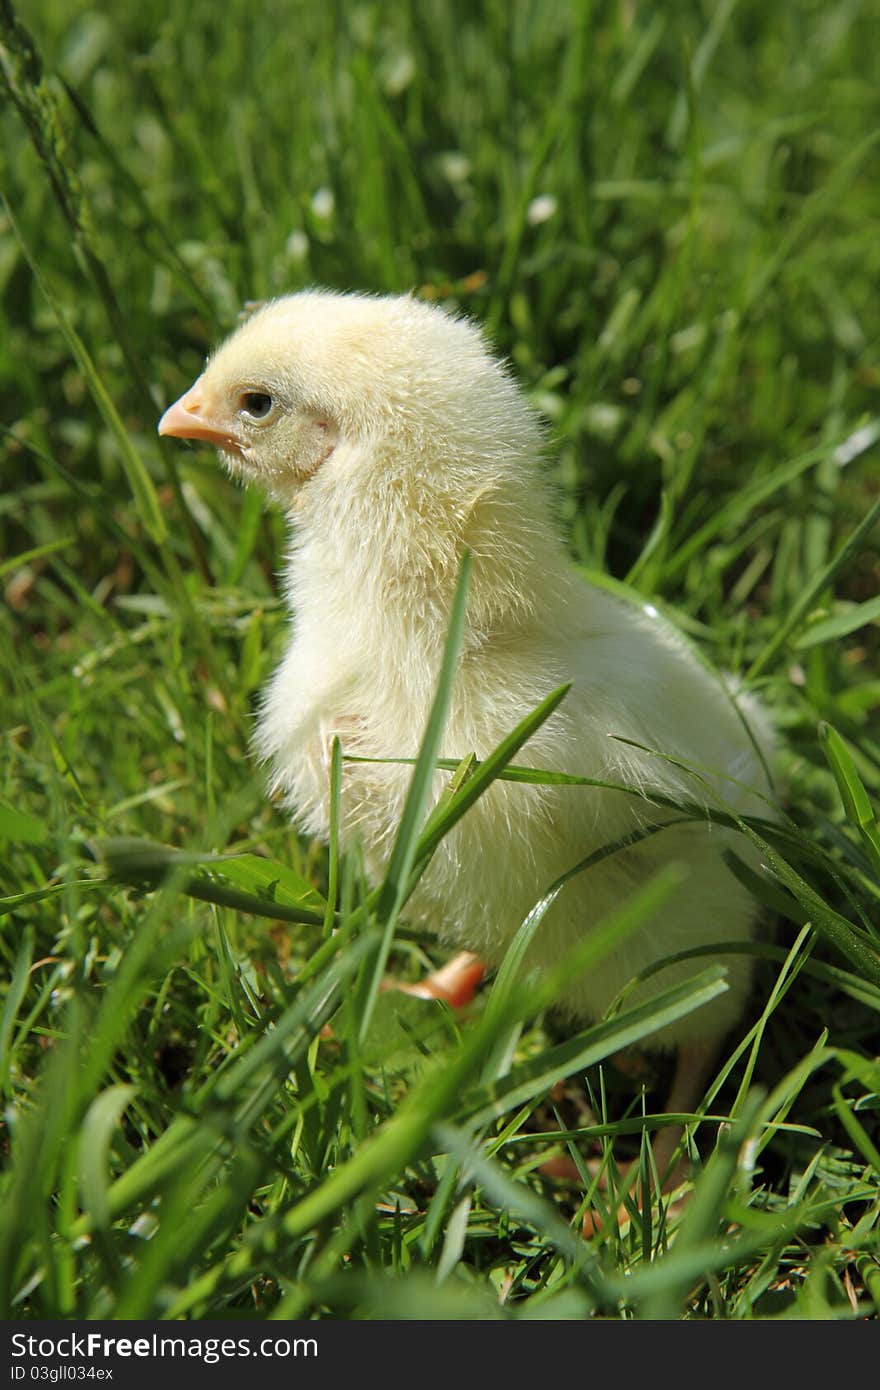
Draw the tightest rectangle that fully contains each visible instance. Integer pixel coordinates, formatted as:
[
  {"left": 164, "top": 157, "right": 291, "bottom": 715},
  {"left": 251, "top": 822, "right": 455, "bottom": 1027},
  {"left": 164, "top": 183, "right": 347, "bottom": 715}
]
[{"left": 1, "top": 0, "right": 879, "bottom": 1320}]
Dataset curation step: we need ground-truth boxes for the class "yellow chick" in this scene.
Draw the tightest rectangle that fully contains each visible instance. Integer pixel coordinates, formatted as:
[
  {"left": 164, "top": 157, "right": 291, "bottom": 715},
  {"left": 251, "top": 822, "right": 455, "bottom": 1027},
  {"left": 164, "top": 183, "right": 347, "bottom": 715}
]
[{"left": 159, "top": 290, "right": 776, "bottom": 1181}]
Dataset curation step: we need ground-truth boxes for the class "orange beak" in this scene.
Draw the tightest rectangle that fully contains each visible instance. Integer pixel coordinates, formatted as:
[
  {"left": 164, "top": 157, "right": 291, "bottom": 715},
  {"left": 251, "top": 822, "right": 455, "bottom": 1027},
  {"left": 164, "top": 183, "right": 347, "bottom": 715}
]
[{"left": 158, "top": 379, "right": 245, "bottom": 456}]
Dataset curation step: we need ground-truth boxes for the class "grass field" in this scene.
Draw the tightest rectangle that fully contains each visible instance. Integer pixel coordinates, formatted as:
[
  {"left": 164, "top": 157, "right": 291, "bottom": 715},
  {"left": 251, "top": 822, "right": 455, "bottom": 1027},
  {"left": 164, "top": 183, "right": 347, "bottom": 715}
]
[{"left": 2, "top": 0, "right": 880, "bottom": 1320}]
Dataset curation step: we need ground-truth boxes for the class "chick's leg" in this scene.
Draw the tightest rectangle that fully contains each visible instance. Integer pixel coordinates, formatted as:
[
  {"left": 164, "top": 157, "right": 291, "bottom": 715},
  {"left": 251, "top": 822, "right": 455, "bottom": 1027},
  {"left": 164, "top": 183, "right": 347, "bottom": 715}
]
[
  {"left": 579, "top": 1041, "right": 718, "bottom": 1235},
  {"left": 647, "top": 1040, "right": 716, "bottom": 1194},
  {"left": 387, "top": 952, "right": 485, "bottom": 1009},
  {"left": 545, "top": 1041, "right": 717, "bottom": 1234}
]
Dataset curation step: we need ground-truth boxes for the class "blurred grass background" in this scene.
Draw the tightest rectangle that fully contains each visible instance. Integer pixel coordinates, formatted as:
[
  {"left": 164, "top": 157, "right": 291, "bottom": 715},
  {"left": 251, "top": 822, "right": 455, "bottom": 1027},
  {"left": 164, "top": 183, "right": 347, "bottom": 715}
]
[{"left": 1, "top": 0, "right": 879, "bottom": 1319}]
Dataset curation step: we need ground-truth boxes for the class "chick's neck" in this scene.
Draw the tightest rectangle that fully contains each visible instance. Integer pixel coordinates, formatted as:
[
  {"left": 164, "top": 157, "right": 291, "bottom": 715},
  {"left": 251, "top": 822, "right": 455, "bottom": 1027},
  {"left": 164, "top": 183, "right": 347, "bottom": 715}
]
[{"left": 283, "top": 436, "right": 577, "bottom": 686}]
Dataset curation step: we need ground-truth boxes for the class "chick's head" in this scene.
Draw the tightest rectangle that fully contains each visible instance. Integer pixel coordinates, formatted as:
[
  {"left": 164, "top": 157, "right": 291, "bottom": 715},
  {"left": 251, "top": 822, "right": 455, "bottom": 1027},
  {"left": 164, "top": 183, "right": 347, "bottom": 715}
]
[
  {"left": 159, "top": 294, "right": 344, "bottom": 492},
  {"left": 158, "top": 290, "right": 540, "bottom": 502}
]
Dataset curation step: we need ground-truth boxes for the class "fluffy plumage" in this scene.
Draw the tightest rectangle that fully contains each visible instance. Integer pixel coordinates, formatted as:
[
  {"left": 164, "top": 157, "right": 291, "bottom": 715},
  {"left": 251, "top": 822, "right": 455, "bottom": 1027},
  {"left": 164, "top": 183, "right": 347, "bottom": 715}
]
[{"left": 159, "top": 289, "right": 776, "bottom": 1055}]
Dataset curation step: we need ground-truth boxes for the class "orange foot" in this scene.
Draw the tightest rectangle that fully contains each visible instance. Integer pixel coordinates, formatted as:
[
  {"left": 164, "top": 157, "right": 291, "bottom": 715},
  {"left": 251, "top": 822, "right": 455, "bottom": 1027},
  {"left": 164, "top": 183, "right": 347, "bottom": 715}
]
[
  {"left": 540, "top": 1040, "right": 715, "bottom": 1236},
  {"left": 384, "top": 951, "right": 485, "bottom": 1009},
  {"left": 542, "top": 1147, "right": 691, "bottom": 1236}
]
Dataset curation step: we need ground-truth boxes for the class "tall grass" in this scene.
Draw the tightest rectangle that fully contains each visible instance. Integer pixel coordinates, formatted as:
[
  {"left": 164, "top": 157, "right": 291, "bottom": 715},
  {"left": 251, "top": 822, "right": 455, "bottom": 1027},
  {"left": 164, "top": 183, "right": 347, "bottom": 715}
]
[{"left": 1, "top": 0, "right": 879, "bottom": 1319}]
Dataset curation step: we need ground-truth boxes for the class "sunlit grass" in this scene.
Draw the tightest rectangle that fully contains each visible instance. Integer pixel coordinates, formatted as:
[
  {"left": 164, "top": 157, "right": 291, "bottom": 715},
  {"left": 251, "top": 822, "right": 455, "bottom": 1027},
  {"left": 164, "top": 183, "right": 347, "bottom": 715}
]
[{"left": 1, "top": 0, "right": 879, "bottom": 1320}]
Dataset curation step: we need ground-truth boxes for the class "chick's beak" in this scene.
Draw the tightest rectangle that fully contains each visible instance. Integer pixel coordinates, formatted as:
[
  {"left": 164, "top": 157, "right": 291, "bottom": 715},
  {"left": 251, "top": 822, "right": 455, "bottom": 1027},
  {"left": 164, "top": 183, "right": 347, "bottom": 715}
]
[{"left": 158, "top": 380, "right": 245, "bottom": 456}]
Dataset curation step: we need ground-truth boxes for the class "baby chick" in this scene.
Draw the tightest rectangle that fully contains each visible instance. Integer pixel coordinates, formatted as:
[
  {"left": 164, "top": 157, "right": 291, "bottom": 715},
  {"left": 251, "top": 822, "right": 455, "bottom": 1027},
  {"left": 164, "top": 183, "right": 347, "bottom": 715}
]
[{"left": 159, "top": 290, "right": 776, "bottom": 1184}]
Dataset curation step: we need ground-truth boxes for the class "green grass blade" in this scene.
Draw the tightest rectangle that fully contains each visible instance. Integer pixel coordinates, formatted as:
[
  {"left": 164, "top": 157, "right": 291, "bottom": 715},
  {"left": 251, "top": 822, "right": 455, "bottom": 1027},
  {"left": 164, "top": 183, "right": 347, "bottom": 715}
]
[
  {"left": 795, "top": 594, "right": 880, "bottom": 650},
  {"left": 0, "top": 536, "right": 75, "bottom": 579},
  {"left": 0, "top": 801, "right": 47, "bottom": 845},
  {"left": 736, "top": 812, "right": 880, "bottom": 982},
  {"left": 819, "top": 723, "right": 880, "bottom": 877},
  {"left": 435, "top": 1122, "right": 603, "bottom": 1297},
  {"left": 625, "top": 486, "right": 673, "bottom": 588},
  {"left": 0, "top": 881, "right": 103, "bottom": 918},
  {"left": 323, "top": 735, "right": 343, "bottom": 938},
  {"left": 77, "top": 1084, "right": 137, "bottom": 1235},
  {"left": 747, "top": 497, "right": 880, "bottom": 679},
  {"left": 89, "top": 837, "right": 327, "bottom": 924},
  {"left": 663, "top": 437, "right": 848, "bottom": 582},
  {"left": 3, "top": 200, "right": 167, "bottom": 546},
  {"left": 462, "top": 967, "right": 728, "bottom": 1130},
  {"left": 375, "top": 551, "right": 472, "bottom": 921},
  {"left": 359, "top": 552, "right": 472, "bottom": 1039},
  {"left": 0, "top": 926, "right": 33, "bottom": 1095},
  {"left": 639, "top": 1094, "right": 766, "bottom": 1318},
  {"left": 413, "top": 683, "right": 573, "bottom": 864},
  {"left": 722, "top": 849, "right": 810, "bottom": 925}
]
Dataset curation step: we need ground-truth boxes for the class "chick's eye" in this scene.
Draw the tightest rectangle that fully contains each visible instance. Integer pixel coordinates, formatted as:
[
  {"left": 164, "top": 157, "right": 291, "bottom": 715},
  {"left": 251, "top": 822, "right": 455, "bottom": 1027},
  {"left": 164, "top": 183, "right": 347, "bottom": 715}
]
[{"left": 239, "top": 391, "right": 274, "bottom": 420}]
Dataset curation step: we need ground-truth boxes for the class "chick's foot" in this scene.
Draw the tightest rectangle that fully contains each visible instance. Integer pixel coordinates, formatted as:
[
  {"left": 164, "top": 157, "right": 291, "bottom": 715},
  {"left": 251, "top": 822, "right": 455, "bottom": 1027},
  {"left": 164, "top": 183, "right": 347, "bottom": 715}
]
[
  {"left": 542, "top": 1041, "right": 716, "bottom": 1236},
  {"left": 382, "top": 952, "right": 485, "bottom": 1009}
]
